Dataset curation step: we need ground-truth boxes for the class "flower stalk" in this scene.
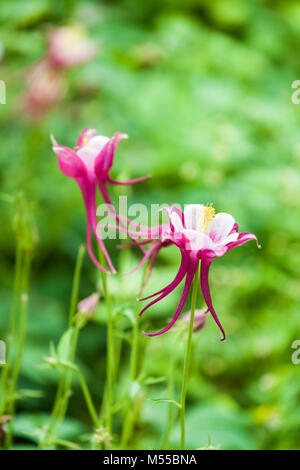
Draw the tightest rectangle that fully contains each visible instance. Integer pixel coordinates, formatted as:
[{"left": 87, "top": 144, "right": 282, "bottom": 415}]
[
  {"left": 2, "top": 249, "right": 32, "bottom": 449},
  {"left": 0, "top": 192, "right": 37, "bottom": 448},
  {"left": 98, "top": 248, "right": 115, "bottom": 438},
  {"left": 179, "top": 263, "right": 199, "bottom": 450},
  {"left": 121, "top": 262, "right": 148, "bottom": 449},
  {"left": 41, "top": 245, "right": 85, "bottom": 448},
  {"left": 163, "top": 342, "right": 178, "bottom": 450},
  {"left": 0, "top": 242, "right": 23, "bottom": 414}
]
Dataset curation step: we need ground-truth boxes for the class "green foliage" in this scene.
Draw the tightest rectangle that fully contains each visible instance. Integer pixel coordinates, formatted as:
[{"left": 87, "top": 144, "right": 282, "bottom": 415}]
[{"left": 0, "top": 0, "right": 300, "bottom": 450}]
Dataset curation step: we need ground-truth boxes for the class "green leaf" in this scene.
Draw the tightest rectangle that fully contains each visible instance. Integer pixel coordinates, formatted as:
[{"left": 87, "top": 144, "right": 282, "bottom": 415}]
[
  {"left": 142, "top": 376, "right": 167, "bottom": 386},
  {"left": 151, "top": 398, "right": 181, "bottom": 409},
  {"left": 12, "top": 414, "right": 88, "bottom": 444},
  {"left": 18, "top": 389, "right": 44, "bottom": 399},
  {"left": 53, "top": 439, "right": 81, "bottom": 450},
  {"left": 171, "top": 405, "right": 257, "bottom": 450},
  {"left": 57, "top": 328, "right": 74, "bottom": 362}
]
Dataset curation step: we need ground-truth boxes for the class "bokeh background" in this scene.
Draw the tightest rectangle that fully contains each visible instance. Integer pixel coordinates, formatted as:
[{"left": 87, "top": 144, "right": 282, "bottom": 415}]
[{"left": 1, "top": 0, "right": 300, "bottom": 450}]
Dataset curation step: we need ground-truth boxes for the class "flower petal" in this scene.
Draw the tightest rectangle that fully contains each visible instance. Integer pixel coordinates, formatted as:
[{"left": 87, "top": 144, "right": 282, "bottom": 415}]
[
  {"left": 138, "top": 260, "right": 187, "bottom": 318},
  {"left": 94, "top": 132, "right": 127, "bottom": 176},
  {"left": 225, "top": 231, "right": 260, "bottom": 251},
  {"left": 137, "top": 247, "right": 160, "bottom": 296},
  {"left": 214, "top": 231, "right": 239, "bottom": 248},
  {"left": 77, "top": 134, "right": 110, "bottom": 169},
  {"left": 77, "top": 179, "right": 115, "bottom": 274},
  {"left": 138, "top": 253, "right": 188, "bottom": 303},
  {"left": 163, "top": 207, "right": 185, "bottom": 237},
  {"left": 107, "top": 175, "right": 151, "bottom": 185},
  {"left": 75, "top": 128, "right": 96, "bottom": 150},
  {"left": 142, "top": 261, "right": 197, "bottom": 336},
  {"left": 183, "top": 229, "right": 213, "bottom": 251},
  {"left": 124, "top": 241, "right": 161, "bottom": 277},
  {"left": 88, "top": 135, "right": 110, "bottom": 151},
  {"left": 208, "top": 212, "right": 235, "bottom": 243},
  {"left": 229, "top": 222, "right": 239, "bottom": 234},
  {"left": 184, "top": 204, "right": 205, "bottom": 230},
  {"left": 200, "top": 258, "right": 226, "bottom": 341},
  {"left": 52, "top": 138, "right": 86, "bottom": 178},
  {"left": 169, "top": 212, "right": 183, "bottom": 232}
]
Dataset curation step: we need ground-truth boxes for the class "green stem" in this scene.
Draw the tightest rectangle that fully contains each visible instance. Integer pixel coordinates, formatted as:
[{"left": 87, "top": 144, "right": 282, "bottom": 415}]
[
  {"left": 10, "top": 270, "right": 31, "bottom": 388},
  {"left": 0, "top": 243, "right": 23, "bottom": 413},
  {"left": 5, "top": 250, "right": 32, "bottom": 448},
  {"left": 69, "top": 245, "right": 85, "bottom": 326},
  {"left": 9, "top": 251, "right": 31, "bottom": 383},
  {"left": 180, "top": 263, "right": 199, "bottom": 450},
  {"left": 163, "top": 343, "right": 177, "bottom": 450},
  {"left": 76, "top": 368, "right": 100, "bottom": 428},
  {"left": 121, "top": 262, "right": 148, "bottom": 449},
  {"left": 130, "top": 304, "right": 140, "bottom": 382},
  {"left": 130, "top": 261, "right": 148, "bottom": 381},
  {"left": 52, "top": 327, "right": 79, "bottom": 432},
  {"left": 98, "top": 251, "right": 114, "bottom": 438},
  {"left": 6, "top": 244, "right": 23, "bottom": 357},
  {"left": 41, "top": 245, "right": 85, "bottom": 448}
]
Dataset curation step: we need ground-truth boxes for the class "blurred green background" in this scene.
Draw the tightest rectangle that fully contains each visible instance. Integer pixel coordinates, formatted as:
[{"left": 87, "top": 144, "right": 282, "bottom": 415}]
[{"left": 1, "top": 0, "right": 300, "bottom": 450}]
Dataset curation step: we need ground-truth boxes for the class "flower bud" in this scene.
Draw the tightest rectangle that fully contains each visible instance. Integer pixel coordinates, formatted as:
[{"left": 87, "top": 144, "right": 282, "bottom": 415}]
[
  {"left": 77, "top": 293, "right": 99, "bottom": 317},
  {"left": 182, "top": 308, "right": 208, "bottom": 332}
]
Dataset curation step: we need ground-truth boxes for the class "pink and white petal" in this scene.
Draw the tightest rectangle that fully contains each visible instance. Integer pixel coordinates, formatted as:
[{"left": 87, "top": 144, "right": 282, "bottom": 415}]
[
  {"left": 77, "top": 134, "right": 111, "bottom": 170},
  {"left": 209, "top": 212, "right": 235, "bottom": 243},
  {"left": 200, "top": 259, "right": 226, "bottom": 341},
  {"left": 212, "top": 246, "right": 228, "bottom": 257},
  {"left": 169, "top": 212, "right": 184, "bottom": 233},
  {"left": 163, "top": 206, "right": 184, "bottom": 230},
  {"left": 229, "top": 222, "right": 239, "bottom": 234},
  {"left": 142, "top": 261, "right": 197, "bottom": 337},
  {"left": 214, "top": 232, "right": 239, "bottom": 248},
  {"left": 88, "top": 135, "right": 110, "bottom": 151},
  {"left": 95, "top": 132, "right": 127, "bottom": 176},
  {"left": 76, "top": 128, "right": 96, "bottom": 150},
  {"left": 198, "top": 248, "right": 216, "bottom": 260},
  {"left": 184, "top": 204, "right": 205, "bottom": 230},
  {"left": 183, "top": 229, "right": 213, "bottom": 251},
  {"left": 77, "top": 146, "right": 100, "bottom": 165},
  {"left": 52, "top": 141, "right": 86, "bottom": 178},
  {"left": 226, "top": 232, "right": 260, "bottom": 251},
  {"left": 76, "top": 179, "right": 113, "bottom": 274}
]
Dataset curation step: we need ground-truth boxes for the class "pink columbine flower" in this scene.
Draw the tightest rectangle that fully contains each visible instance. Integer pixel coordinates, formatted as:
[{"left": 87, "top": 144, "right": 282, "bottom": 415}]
[
  {"left": 52, "top": 128, "right": 149, "bottom": 273},
  {"left": 138, "top": 204, "right": 259, "bottom": 340},
  {"left": 20, "top": 26, "right": 96, "bottom": 120},
  {"left": 20, "top": 59, "right": 64, "bottom": 120},
  {"left": 48, "top": 26, "right": 96, "bottom": 69}
]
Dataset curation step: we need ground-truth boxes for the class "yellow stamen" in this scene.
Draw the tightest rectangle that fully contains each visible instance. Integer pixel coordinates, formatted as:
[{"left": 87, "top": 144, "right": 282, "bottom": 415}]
[{"left": 200, "top": 205, "right": 216, "bottom": 231}]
